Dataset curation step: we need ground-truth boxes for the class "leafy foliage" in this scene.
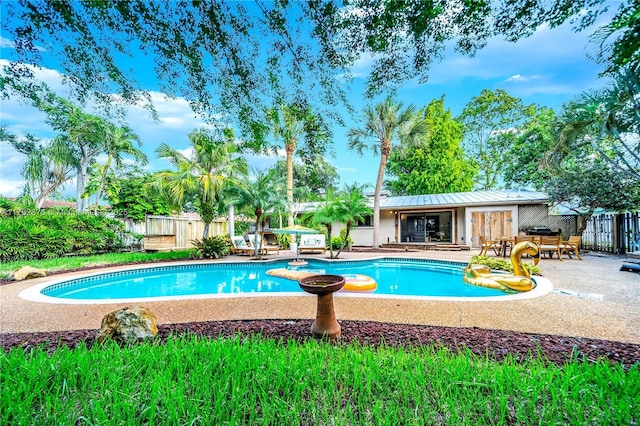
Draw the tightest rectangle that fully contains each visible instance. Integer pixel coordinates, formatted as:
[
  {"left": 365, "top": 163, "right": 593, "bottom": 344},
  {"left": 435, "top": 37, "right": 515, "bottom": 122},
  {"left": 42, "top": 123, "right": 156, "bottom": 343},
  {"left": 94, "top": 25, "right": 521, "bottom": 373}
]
[
  {"left": 470, "top": 255, "right": 541, "bottom": 276},
  {"left": 348, "top": 98, "right": 428, "bottom": 248},
  {"left": 155, "top": 128, "right": 248, "bottom": 238},
  {"left": 0, "top": 213, "right": 127, "bottom": 262},
  {"left": 386, "top": 98, "right": 476, "bottom": 195},
  {"left": 458, "top": 89, "right": 537, "bottom": 190},
  {"left": 505, "top": 70, "right": 640, "bottom": 214},
  {"left": 190, "top": 236, "right": 230, "bottom": 259},
  {"left": 271, "top": 157, "right": 339, "bottom": 199},
  {"left": 106, "top": 170, "right": 172, "bottom": 223}
]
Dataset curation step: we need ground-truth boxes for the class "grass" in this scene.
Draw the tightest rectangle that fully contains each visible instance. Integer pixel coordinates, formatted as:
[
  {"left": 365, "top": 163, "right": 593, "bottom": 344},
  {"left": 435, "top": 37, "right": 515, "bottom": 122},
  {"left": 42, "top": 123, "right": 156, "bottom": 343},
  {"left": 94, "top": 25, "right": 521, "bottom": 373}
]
[
  {"left": 0, "top": 250, "right": 193, "bottom": 279},
  {"left": 1, "top": 335, "right": 638, "bottom": 425}
]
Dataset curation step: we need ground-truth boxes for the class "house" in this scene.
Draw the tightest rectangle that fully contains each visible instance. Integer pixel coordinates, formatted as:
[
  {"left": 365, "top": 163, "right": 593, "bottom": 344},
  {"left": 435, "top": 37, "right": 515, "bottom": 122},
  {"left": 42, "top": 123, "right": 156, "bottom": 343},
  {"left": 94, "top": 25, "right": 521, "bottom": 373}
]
[{"left": 296, "top": 189, "right": 551, "bottom": 249}]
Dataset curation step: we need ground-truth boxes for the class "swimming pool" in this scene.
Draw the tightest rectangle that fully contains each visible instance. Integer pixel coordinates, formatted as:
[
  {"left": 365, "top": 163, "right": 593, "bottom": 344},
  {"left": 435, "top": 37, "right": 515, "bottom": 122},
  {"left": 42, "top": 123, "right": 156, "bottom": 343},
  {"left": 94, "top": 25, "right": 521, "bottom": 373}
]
[{"left": 20, "top": 258, "right": 552, "bottom": 304}]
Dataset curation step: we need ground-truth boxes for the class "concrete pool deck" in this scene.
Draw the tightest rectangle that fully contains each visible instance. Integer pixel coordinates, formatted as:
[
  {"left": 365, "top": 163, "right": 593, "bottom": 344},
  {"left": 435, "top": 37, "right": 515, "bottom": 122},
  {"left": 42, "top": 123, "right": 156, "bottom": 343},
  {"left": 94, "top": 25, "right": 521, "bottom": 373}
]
[{"left": 1, "top": 249, "right": 639, "bottom": 344}]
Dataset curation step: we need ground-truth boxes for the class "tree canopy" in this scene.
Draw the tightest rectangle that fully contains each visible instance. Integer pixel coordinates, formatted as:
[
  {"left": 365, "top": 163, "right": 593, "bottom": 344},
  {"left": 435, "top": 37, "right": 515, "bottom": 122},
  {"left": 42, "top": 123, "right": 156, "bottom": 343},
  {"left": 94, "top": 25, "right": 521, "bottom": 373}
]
[
  {"left": 386, "top": 98, "right": 475, "bottom": 195},
  {"left": 505, "top": 70, "right": 640, "bottom": 214},
  {"left": 2, "top": 0, "right": 635, "bottom": 131}
]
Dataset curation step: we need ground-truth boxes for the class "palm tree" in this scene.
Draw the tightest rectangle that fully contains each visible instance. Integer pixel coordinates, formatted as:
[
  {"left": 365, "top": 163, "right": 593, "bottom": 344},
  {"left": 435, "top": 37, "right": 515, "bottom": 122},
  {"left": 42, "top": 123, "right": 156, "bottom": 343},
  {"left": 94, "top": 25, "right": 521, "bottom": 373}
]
[
  {"left": 93, "top": 124, "right": 147, "bottom": 213},
  {"left": 2, "top": 127, "right": 77, "bottom": 209},
  {"left": 549, "top": 68, "right": 640, "bottom": 182},
  {"left": 267, "top": 103, "right": 316, "bottom": 228},
  {"left": 230, "top": 169, "right": 287, "bottom": 258},
  {"left": 333, "top": 185, "right": 372, "bottom": 258},
  {"left": 40, "top": 96, "right": 104, "bottom": 212},
  {"left": 348, "top": 98, "right": 428, "bottom": 247},
  {"left": 156, "top": 128, "right": 248, "bottom": 238},
  {"left": 304, "top": 190, "right": 350, "bottom": 259}
]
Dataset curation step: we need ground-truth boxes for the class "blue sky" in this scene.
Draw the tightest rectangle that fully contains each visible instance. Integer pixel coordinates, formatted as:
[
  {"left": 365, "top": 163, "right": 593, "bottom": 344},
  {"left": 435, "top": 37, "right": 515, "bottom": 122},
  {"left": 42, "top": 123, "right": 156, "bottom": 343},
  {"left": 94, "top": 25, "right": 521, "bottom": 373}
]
[{"left": 0, "top": 7, "right": 613, "bottom": 199}]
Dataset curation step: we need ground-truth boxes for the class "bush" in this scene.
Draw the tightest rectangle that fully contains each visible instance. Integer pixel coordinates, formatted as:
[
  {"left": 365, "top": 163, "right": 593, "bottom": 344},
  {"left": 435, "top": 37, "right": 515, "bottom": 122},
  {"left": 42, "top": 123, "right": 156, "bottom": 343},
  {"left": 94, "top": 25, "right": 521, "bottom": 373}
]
[
  {"left": 470, "top": 255, "right": 542, "bottom": 276},
  {"left": 191, "top": 236, "right": 230, "bottom": 259},
  {"left": 0, "top": 212, "right": 127, "bottom": 262},
  {"left": 330, "top": 228, "right": 353, "bottom": 250}
]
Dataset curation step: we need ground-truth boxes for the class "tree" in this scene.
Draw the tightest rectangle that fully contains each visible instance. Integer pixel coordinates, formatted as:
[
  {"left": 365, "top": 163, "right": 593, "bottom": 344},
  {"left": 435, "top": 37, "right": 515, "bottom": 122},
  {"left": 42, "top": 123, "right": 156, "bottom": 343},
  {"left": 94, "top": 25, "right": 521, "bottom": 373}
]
[
  {"left": 3, "top": 1, "right": 632, "bottom": 126},
  {"left": 264, "top": 103, "right": 329, "bottom": 228},
  {"left": 548, "top": 68, "right": 640, "bottom": 182},
  {"left": 348, "top": 98, "right": 428, "bottom": 248},
  {"left": 333, "top": 185, "right": 372, "bottom": 258},
  {"left": 503, "top": 78, "right": 640, "bottom": 219},
  {"left": 271, "top": 156, "right": 339, "bottom": 200},
  {"left": 1, "top": 1, "right": 348, "bottom": 136},
  {"left": 503, "top": 107, "right": 557, "bottom": 190},
  {"left": 230, "top": 169, "right": 286, "bottom": 258},
  {"left": 92, "top": 123, "right": 147, "bottom": 213},
  {"left": 457, "top": 89, "right": 535, "bottom": 190},
  {"left": 102, "top": 169, "right": 172, "bottom": 223},
  {"left": 1, "top": 126, "right": 76, "bottom": 208},
  {"left": 386, "top": 98, "right": 476, "bottom": 195},
  {"left": 34, "top": 94, "right": 105, "bottom": 212},
  {"left": 304, "top": 190, "right": 349, "bottom": 259},
  {"left": 155, "top": 128, "right": 248, "bottom": 238}
]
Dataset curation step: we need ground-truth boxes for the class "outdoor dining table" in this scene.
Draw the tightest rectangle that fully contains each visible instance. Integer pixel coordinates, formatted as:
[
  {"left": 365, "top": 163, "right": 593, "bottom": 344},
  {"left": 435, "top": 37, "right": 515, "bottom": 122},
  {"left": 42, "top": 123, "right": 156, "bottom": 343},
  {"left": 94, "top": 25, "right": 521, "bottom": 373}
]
[{"left": 498, "top": 237, "right": 515, "bottom": 257}]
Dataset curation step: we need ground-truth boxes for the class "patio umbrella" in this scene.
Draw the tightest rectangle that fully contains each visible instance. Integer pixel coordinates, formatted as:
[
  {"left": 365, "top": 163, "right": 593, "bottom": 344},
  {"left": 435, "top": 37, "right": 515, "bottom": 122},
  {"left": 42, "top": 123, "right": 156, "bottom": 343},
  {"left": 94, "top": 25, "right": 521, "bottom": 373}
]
[{"left": 271, "top": 225, "right": 318, "bottom": 261}]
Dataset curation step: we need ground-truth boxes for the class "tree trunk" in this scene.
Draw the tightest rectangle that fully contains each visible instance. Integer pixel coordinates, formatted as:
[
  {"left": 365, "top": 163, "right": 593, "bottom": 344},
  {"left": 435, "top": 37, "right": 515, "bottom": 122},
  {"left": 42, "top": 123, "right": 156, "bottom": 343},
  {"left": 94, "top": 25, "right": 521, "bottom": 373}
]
[
  {"left": 228, "top": 204, "right": 235, "bottom": 237},
  {"left": 335, "top": 222, "right": 352, "bottom": 258},
  {"left": 372, "top": 140, "right": 391, "bottom": 248},
  {"left": 94, "top": 157, "right": 113, "bottom": 214},
  {"left": 77, "top": 153, "right": 91, "bottom": 213},
  {"left": 286, "top": 140, "right": 295, "bottom": 228}
]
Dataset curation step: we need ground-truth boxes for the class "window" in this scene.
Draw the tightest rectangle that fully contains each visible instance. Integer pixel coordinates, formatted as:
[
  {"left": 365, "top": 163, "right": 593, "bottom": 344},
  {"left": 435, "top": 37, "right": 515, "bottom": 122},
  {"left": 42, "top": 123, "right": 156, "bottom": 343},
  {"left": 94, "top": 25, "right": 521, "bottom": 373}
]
[{"left": 357, "top": 214, "right": 373, "bottom": 227}]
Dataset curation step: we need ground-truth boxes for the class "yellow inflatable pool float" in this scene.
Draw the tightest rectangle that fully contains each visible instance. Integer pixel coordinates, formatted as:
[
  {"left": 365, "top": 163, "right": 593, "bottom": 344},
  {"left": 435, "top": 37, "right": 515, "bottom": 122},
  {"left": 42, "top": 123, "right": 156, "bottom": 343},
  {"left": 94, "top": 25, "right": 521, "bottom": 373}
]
[
  {"left": 342, "top": 274, "right": 377, "bottom": 291},
  {"left": 463, "top": 241, "right": 539, "bottom": 292}
]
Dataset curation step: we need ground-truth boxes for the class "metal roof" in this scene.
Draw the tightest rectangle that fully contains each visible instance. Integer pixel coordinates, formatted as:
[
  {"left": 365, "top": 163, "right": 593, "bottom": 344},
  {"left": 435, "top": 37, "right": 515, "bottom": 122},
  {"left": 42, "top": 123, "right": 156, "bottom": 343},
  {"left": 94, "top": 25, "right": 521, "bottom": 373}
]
[{"left": 380, "top": 189, "right": 549, "bottom": 210}]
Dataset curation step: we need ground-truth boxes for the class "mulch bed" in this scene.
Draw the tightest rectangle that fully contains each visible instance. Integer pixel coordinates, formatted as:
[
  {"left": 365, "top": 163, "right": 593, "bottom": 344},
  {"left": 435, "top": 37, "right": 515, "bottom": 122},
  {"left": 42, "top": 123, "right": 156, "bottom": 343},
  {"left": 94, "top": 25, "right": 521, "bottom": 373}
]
[{"left": 2, "top": 320, "right": 639, "bottom": 368}]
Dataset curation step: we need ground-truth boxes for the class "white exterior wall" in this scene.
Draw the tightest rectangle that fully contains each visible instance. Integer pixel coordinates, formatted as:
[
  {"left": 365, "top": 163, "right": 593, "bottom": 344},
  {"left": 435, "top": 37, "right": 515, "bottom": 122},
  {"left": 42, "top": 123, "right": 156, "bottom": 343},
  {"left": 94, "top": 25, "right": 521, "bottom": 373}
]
[
  {"left": 351, "top": 226, "right": 373, "bottom": 246},
  {"left": 455, "top": 208, "right": 466, "bottom": 245},
  {"left": 338, "top": 210, "right": 396, "bottom": 246}
]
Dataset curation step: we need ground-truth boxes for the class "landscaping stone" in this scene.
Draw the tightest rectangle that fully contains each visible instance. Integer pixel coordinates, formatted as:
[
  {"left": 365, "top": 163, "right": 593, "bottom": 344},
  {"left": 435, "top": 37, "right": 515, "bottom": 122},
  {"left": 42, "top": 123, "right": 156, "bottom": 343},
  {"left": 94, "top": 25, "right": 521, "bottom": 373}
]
[
  {"left": 97, "top": 306, "right": 158, "bottom": 344},
  {"left": 11, "top": 266, "right": 47, "bottom": 281}
]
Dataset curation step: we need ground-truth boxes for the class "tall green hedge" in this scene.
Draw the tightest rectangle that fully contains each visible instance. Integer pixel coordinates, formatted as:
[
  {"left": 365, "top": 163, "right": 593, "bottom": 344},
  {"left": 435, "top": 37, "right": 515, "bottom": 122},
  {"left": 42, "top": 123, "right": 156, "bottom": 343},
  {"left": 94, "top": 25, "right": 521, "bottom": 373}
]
[{"left": 0, "top": 212, "right": 126, "bottom": 262}]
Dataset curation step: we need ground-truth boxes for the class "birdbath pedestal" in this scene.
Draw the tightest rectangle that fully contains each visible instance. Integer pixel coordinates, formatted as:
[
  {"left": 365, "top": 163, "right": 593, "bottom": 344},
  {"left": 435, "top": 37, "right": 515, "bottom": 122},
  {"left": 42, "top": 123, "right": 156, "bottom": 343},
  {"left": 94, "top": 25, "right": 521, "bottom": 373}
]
[{"left": 298, "top": 274, "right": 345, "bottom": 339}]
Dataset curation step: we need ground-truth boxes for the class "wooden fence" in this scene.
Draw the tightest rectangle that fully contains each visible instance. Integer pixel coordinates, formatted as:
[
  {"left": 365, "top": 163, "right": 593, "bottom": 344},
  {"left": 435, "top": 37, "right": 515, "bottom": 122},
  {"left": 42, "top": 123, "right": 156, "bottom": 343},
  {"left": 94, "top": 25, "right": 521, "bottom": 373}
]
[
  {"left": 121, "top": 215, "right": 229, "bottom": 250},
  {"left": 581, "top": 212, "right": 640, "bottom": 254}
]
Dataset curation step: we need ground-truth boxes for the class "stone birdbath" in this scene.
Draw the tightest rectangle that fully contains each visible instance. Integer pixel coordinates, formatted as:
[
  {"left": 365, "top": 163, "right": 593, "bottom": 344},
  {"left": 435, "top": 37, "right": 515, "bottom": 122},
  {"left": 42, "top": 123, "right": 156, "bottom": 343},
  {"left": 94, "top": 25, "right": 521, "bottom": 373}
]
[{"left": 298, "top": 274, "right": 345, "bottom": 339}]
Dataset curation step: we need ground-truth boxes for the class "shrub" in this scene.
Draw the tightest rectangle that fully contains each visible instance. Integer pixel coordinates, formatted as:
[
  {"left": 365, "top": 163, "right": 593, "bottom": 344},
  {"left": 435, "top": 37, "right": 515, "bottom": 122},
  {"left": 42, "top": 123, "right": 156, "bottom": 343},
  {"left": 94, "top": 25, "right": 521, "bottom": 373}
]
[
  {"left": 470, "top": 255, "right": 542, "bottom": 276},
  {"left": 330, "top": 228, "right": 353, "bottom": 250},
  {"left": 191, "top": 236, "right": 230, "bottom": 259},
  {"left": 0, "top": 212, "right": 127, "bottom": 262}
]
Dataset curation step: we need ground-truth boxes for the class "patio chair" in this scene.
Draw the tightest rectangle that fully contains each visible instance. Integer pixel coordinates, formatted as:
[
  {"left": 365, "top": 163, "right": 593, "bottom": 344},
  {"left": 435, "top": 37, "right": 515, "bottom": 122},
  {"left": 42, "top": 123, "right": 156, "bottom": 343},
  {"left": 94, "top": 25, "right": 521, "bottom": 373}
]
[
  {"left": 299, "top": 234, "right": 326, "bottom": 254},
  {"left": 560, "top": 236, "right": 583, "bottom": 260},
  {"left": 514, "top": 235, "right": 541, "bottom": 258},
  {"left": 539, "top": 236, "right": 563, "bottom": 260},
  {"left": 231, "top": 236, "right": 256, "bottom": 256},
  {"left": 479, "top": 235, "right": 500, "bottom": 256},
  {"left": 248, "top": 234, "right": 280, "bottom": 255}
]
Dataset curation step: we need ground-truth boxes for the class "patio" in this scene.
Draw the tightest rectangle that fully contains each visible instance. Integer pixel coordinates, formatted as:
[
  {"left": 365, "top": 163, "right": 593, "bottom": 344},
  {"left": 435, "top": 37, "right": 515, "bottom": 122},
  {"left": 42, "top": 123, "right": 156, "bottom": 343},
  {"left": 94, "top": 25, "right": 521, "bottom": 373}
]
[{"left": 1, "top": 249, "right": 639, "bottom": 344}]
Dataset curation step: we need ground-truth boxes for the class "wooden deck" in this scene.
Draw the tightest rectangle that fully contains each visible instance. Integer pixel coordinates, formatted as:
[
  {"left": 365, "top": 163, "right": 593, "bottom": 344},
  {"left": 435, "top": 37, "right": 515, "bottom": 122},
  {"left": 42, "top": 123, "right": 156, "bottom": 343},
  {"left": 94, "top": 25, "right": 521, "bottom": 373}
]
[{"left": 380, "top": 243, "right": 471, "bottom": 251}]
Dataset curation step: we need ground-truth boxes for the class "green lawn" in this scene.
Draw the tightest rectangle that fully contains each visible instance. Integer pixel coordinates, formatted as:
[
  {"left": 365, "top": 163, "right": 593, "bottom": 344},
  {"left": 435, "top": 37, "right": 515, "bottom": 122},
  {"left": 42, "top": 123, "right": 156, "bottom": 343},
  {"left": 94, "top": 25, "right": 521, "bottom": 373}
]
[
  {"left": 0, "top": 250, "right": 193, "bottom": 279},
  {"left": 1, "top": 335, "right": 638, "bottom": 424}
]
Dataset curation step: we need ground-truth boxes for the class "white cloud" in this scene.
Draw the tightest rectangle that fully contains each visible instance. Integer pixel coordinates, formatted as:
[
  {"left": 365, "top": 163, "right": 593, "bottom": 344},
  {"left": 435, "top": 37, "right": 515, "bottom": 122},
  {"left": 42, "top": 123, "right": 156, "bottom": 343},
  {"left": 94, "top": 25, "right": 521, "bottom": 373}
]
[{"left": 0, "top": 37, "right": 15, "bottom": 49}]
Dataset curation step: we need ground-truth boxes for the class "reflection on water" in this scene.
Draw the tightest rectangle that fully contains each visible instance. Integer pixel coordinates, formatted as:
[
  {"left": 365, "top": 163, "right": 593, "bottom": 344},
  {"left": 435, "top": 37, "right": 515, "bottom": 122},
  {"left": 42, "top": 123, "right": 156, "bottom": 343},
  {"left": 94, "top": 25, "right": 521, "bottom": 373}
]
[{"left": 44, "top": 259, "right": 507, "bottom": 300}]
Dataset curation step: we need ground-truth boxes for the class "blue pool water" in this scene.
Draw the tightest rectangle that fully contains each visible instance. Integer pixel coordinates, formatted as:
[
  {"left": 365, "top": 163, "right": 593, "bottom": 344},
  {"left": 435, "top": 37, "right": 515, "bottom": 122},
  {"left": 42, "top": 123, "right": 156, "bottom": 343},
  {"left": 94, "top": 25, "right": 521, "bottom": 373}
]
[{"left": 40, "top": 258, "right": 517, "bottom": 301}]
